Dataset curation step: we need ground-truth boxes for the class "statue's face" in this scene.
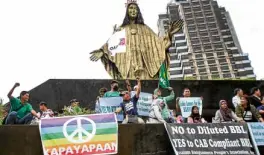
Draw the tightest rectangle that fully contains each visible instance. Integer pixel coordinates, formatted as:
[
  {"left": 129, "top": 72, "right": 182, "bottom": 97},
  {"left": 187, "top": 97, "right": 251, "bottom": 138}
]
[{"left": 128, "top": 4, "right": 138, "bottom": 19}]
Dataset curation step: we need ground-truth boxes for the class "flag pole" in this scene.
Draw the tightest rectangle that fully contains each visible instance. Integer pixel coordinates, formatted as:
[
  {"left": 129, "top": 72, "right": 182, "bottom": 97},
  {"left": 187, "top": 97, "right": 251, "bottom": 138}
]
[{"left": 158, "top": 63, "right": 161, "bottom": 90}]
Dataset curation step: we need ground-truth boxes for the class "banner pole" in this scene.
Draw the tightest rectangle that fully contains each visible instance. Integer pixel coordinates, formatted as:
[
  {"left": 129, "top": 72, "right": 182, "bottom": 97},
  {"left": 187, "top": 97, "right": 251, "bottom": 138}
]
[{"left": 164, "top": 123, "right": 179, "bottom": 155}]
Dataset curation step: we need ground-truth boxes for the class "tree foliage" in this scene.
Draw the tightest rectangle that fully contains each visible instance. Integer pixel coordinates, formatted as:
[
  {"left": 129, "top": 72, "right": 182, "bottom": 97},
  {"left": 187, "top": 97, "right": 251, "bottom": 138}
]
[
  {"left": 0, "top": 104, "right": 4, "bottom": 125},
  {"left": 59, "top": 106, "right": 95, "bottom": 117},
  {"left": 0, "top": 99, "right": 2, "bottom": 105}
]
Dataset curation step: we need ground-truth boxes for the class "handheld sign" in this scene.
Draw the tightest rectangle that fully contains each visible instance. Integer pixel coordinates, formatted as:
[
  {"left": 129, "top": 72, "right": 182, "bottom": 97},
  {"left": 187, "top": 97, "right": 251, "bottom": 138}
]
[
  {"left": 179, "top": 97, "right": 202, "bottom": 118},
  {"left": 130, "top": 91, "right": 153, "bottom": 116},
  {"left": 96, "top": 97, "right": 124, "bottom": 121}
]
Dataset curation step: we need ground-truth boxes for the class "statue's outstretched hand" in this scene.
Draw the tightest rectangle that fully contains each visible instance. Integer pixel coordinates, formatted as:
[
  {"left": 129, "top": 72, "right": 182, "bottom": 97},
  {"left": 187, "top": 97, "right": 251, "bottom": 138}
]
[
  {"left": 113, "top": 24, "right": 122, "bottom": 34},
  {"left": 90, "top": 49, "right": 104, "bottom": 62},
  {"left": 169, "top": 19, "right": 184, "bottom": 36}
]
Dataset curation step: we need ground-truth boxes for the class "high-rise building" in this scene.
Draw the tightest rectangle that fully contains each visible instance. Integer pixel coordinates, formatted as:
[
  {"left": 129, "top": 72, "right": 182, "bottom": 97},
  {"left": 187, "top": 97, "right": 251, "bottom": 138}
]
[{"left": 158, "top": 0, "right": 256, "bottom": 80}]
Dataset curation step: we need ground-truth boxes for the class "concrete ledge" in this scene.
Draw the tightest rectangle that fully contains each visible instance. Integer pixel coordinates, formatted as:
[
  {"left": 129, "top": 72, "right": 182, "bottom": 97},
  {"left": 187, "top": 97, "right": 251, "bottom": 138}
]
[
  {"left": 0, "top": 124, "right": 173, "bottom": 155},
  {"left": 1, "top": 125, "right": 263, "bottom": 155},
  {"left": 0, "top": 125, "right": 43, "bottom": 155}
]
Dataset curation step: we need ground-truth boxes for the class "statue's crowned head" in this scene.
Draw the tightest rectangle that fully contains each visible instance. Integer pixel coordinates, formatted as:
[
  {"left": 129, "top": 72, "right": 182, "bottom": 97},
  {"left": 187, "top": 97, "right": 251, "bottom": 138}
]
[
  {"left": 121, "top": 1, "right": 144, "bottom": 27},
  {"left": 125, "top": 0, "right": 138, "bottom": 6}
]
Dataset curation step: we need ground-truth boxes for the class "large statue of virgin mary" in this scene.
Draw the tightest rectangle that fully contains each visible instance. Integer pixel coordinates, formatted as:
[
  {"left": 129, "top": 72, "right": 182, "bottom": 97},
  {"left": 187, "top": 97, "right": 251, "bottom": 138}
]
[{"left": 90, "top": 1, "right": 183, "bottom": 80}]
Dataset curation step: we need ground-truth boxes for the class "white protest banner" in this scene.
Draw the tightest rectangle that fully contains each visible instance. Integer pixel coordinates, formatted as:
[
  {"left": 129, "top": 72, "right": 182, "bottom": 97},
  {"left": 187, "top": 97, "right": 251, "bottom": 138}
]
[
  {"left": 95, "top": 97, "right": 124, "bottom": 121},
  {"left": 247, "top": 123, "right": 264, "bottom": 155},
  {"left": 130, "top": 91, "right": 153, "bottom": 116},
  {"left": 107, "top": 29, "right": 126, "bottom": 56},
  {"left": 248, "top": 123, "right": 264, "bottom": 146},
  {"left": 179, "top": 97, "right": 202, "bottom": 118},
  {"left": 165, "top": 123, "right": 255, "bottom": 155}
]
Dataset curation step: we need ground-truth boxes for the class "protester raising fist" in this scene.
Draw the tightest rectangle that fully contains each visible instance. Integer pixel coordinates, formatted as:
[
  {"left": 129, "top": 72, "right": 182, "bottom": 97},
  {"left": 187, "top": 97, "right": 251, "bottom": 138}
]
[{"left": 14, "top": 83, "right": 20, "bottom": 87}]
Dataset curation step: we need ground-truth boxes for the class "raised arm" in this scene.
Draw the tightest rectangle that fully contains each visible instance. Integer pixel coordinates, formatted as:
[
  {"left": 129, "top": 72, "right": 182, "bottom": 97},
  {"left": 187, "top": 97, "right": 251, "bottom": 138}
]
[
  {"left": 135, "top": 77, "right": 141, "bottom": 98},
  {"left": 7, "top": 83, "right": 20, "bottom": 99},
  {"left": 125, "top": 80, "right": 132, "bottom": 93},
  {"left": 164, "top": 87, "right": 175, "bottom": 103}
]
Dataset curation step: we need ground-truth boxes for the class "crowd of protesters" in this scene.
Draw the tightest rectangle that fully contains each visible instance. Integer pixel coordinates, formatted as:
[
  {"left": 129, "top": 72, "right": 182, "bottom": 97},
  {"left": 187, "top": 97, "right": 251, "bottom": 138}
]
[
  {"left": 2, "top": 79, "right": 264, "bottom": 125},
  {"left": 1, "top": 83, "right": 84, "bottom": 125},
  {"left": 94, "top": 78, "right": 264, "bottom": 124},
  {"left": 99, "top": 78, "right": 264, "bottom": 124}
]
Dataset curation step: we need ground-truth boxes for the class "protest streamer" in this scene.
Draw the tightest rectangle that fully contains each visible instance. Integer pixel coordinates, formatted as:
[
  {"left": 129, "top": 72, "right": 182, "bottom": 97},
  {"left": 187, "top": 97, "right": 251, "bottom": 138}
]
[
  {"left": 247, "top": 123, "right": 264, "bottom": 155},
  {"left": 179, "top": 97, "right": 202, "bottom": 118},
  {"left": 96, "top": 97, "right": 124, "bottom": 121},
  {"left": 39, "top": 113, "right": 118, "bottom": 155},
  {"left": 165, "top": 123, "right": 255, "bottom": 155}
]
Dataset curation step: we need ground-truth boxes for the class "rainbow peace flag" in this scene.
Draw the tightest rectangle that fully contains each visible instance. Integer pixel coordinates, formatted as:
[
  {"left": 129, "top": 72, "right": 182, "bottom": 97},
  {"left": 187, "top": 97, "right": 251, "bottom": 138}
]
[{"left": 39, "top": 113, "right": 118, "bottom": 155}]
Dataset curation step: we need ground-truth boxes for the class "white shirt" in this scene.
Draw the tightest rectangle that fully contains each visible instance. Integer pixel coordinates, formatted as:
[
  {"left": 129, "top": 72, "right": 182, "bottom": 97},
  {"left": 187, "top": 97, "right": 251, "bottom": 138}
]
[
  {"left": 232, "top": 95, "right": 241, "bottom": 108},
  {"left": 147, "top": 99, "right": 166, "bottom": 123},
  {"left": 38, "top": 109, "right": 54, "bottom": 118}
]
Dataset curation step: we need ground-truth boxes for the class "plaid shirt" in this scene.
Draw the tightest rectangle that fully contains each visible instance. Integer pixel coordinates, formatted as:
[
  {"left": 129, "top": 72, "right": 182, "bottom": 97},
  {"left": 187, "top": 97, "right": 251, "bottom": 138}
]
[{"left": 41, "top": 109, "right": 54, "bottom": 118}]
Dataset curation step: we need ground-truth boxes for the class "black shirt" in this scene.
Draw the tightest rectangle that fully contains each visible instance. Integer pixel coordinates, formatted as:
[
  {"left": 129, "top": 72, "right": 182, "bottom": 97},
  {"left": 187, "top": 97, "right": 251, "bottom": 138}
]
[{"left": 249, "top": 96, "right": 262, "bottom": 108}]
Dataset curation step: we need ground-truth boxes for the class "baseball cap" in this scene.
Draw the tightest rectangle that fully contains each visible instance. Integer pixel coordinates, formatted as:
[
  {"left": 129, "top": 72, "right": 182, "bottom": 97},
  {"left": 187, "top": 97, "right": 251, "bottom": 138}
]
[
  {"left": 39, "top": 101, "right": 47, "bottom": 106},
  {"left": 120, "top": 91, "right": 130, "bottom": 96},
  {"left": 69, "top": 99, "right": 79, "bottom": 104}
]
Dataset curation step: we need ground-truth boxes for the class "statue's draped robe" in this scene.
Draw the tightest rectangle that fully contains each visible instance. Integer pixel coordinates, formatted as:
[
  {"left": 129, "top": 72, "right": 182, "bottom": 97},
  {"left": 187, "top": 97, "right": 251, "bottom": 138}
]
[{"left": 100, "top": 24, "right": 171, "bottom": 80}]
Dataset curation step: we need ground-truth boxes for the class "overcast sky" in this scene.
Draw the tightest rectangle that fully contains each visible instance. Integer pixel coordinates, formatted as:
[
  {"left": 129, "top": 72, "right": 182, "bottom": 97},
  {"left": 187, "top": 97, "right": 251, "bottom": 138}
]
[{"left": 0, "top": 0, "right": 263, "bottom": 102}]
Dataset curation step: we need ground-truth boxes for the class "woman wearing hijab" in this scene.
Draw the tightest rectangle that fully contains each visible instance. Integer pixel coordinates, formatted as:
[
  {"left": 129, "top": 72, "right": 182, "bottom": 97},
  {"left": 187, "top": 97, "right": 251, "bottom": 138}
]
[
  {"left": 236, "top": 96, "right": 264, "bottom": 122},
  {"left": 153, "top": 87, "right": 175, "bottom": 122},
  {"left": 214, "top": 100, "right": 243, "bottom": 123},
  {"left": 147, "top": 99, "right": 167, "bottom": 124},
  {"left": 187, "top": 106, "right": 206, "bottom": 123}
]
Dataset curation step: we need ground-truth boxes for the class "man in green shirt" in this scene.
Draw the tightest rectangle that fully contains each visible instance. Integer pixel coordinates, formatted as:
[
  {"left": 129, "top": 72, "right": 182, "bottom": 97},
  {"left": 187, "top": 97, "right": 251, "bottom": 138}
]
[
  {"left": 5, "top": 83, "right": 39, "bottom": 124},
  {"left": 103, "top": 80, "right": 120, "bottom": 97},
  {"left": 153, "top": 87, "right": 175, "bottom": 122}
]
